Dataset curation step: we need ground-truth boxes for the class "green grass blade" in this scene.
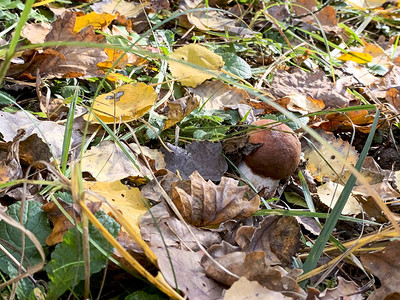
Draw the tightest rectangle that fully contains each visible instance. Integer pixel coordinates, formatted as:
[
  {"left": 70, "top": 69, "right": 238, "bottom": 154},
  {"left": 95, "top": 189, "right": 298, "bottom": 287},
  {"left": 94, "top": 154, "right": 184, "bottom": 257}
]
[{"left": 301, "top": 107, "right": 380, "bottom": 283}]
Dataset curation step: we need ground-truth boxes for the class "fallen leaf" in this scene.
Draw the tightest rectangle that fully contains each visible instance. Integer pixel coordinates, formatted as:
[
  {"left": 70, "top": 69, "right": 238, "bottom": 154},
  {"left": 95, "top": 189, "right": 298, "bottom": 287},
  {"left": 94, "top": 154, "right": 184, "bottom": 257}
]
[
  {"left": 317, "top": 181, "right": 362, "bottom": 215},
  {"left": 97, "top": 48, "right": 129, "bottom": 69},
  {"left": 74, "top": 12, "right": 116, "bottom": 33},
  {"left": 140, "top": 202, "right": 221, "bottom": 250},
  {"left": 284, "top": 93, "right": 325, "bottom": 115},
  {"left": 0, "top": 130, "right": 23, "bottom": 184},
  {"left": 84, "top": 83, "right": 157, "bottom": 124},
  {"left": 171, "top": 171, "right": 260, "bottom": 226},
  {"left": 41, "top": 199, "right": 101, "bottom": 246},
  {"left": 338, "top": 52, "right": 373, "bottom": 64},
  {"left": 304, "top": 131, "right": 359, "bottom": 182},
  {"left": 162, "top": 141, "right": 228, "bottom": 181},
  {"left": 141, "top": 170, "right": 180, "bottom": 203},
  {"left": 21, "top": 22, "right": 51, "bottom": 44},
  {"left": 361, "top": 240, "right": 400, "bottom": 300},
  {"left": 91, "top": 0, "right": 149, "bottom": 18},
  {"left": 153, "top": 247, "right": 224, "bottom": 300},
  {"left": 81, "top": 140, "right": 165, "bottom": 182},
  {"left": 223, "top": 277, "right": 292, "bottom": 300},
  {"left": 346, "top": 0, "right": 387, "bottom": 9},
  {"left": 318, "top": 276, "right": 363, "bottom": 300},
  {"left": 0, "top": 111, "right": 82, "bottom": 163},
  {"left": 236, "top": 216, "right": 301, "bottom": 267},
  {"left": 157, "top": 96, "right": 199, "bottom": 130},
  {"left": 190, "top": 80, "right": 249, "bottom": 110},
  {"left": 168, "top": 44, "right": 224, "bottom": 87},
  {"left": 316, "top": 110, "right": 376, "bottom": 133},
  {"left": 7, "top": 11, "right": 108, "bottom": 79},
  {"left": 187, "top": 9, "right": 237, "bottom": 31},
  {"left": 85, "top": 181, "right": 148, "bottom": 233},
  {"left": 266, "top": 68, "right": 352, "bottom": 108}
]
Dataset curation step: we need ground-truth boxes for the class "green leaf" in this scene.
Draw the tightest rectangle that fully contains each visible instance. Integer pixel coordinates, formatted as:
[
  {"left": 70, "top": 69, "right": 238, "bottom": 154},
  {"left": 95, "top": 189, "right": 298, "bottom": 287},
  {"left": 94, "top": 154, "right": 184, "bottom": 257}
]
[
  {"left": 367, "top": 63, "right": 389, "bottom": 76},
  {"left": 125, "top": 290, "right": 168, "bottom": 300},
  {"left": 0, "top": 90, "right": 15, "bottom": 105},
  {"left": 0, "top": 201, "right": 51, "bottom": 298},
  {"left": 222, "top": 52, "right": 252, "bottom": 79},
  {"left": 46, "top": 211, "right": 119, "bottom": 300}
]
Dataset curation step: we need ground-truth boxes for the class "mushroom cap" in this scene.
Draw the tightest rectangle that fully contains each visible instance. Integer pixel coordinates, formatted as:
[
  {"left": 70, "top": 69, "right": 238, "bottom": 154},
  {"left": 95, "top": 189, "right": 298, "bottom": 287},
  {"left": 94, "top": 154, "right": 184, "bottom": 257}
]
[{"left": 244, "top": 119, "right": 301, "bottom": 180}]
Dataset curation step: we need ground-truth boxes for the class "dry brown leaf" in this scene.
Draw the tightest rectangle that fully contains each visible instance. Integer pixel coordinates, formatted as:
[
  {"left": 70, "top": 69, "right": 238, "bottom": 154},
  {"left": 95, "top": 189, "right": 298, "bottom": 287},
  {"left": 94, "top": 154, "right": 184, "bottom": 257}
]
[
  {"left": 171, "top": 171, "right": 260, "bottom": 226},
  {"left": 236, "top": 216, "right": 301, "bottom": 267},
  {"left": 318, "top": 276, "right": 363, "bottom": 300},
  {"left": 361, "top": 240, "right": 400, "bottom": 300},
  {"left": 0, "top": 130, "right": 23, "bottom": 185},
  {"left": 187, "top": 9, "right": 237, "bottom": 31},
  {"left": 7, "top": 11, "right": 108, "bottom": 79},
  {"left": 141, "top": 170, "right": 181, "bottom": 203},
  {"left": 266, "top": 68, "right": 352, "bottom": 108},
  {"left": 157, "top": 96, "right": 199, "bottom": 130},
  {"left": 41, "top": 200, "right": 101, "bottom": 246},
  {"left": 315, "top": 110, "right": 377, "bottom": 133},
  {"left": 91, "top": 0, "right": 149, "bottom": 18},
  {"left": 283, "top": 94, "right": 325, "bottom": 115},
  {"left": 153, "top": 247, "right": 224, "bottom": 300},
  {"left": 140, "top": 201, "right": 221, "bottom": 251}
]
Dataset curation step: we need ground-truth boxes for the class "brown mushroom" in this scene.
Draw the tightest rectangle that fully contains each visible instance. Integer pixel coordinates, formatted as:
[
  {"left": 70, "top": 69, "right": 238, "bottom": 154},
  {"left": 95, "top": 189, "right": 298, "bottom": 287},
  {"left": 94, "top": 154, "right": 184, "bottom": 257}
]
[{"left": 238, "top": 119, "right": 301, "bottom": 197}]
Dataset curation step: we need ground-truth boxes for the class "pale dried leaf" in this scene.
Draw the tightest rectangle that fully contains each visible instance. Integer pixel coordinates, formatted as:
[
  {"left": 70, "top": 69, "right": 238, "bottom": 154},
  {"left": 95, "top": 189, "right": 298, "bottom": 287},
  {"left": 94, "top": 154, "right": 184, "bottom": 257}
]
[
  {"left": 21, "top": 22, "right": 51, "bottom": 44},
  {"left": 81, "top": 140, "right": 165, "bottom": 182},
  {"left": 187, "top": 9, "right": 237, "bottom": 31},
  {"left": 318, "top": 276, "right": 363, "bottom": 300}
]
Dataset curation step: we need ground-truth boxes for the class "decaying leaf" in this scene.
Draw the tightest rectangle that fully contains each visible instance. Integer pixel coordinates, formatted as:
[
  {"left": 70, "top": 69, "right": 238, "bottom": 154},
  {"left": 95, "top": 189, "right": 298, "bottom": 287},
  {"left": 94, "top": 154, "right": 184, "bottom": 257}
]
[
  {"left": 140, "top": 201, "right": 221, "bottom": 250},
  {"left": 91, "top": 0, "right": 149, "bottom": 18},
  {"left": 190, "top": 80, "right": 249, "bottom": 110},
  {"left": 157, "top": 96, "right": 199, "bottom": 130},
  {"left": 153, "top": 247, "right": 224, "bottom": 300},
  {"left": 318, "top": 276, "right": 363, "bottom": 300},
  {"left": 315, "top": 110, "right": 376, "bottom": 133},
  {"left": 81, "top": 140, "right": 165, "bottom": 182},
  {"left": 266, "top": 68, "right": 352, "bottom": 108},
  {"left": 361, "top": 240, "right": 400, "bottom": 300},
  {"left": 84, "top": 83, "right": 157, "bottom": 124},
  {"left": 0, "top": 111, "right": 82, "bottom": 163},
  {"left": 171, "top": 171, "right": 260, "bottom": 226},
  {"left": 7, "top": 11, "right": 108, "bottom": 79},
  {"left": 223, "top": 277, "right": 292, "bottom": 300},
  {"left": 162, "top": 141, "right": 228, "bottom": 181},
  {"left": 187, "top": 9, "right": 236, "bottom": 31},
  {"left": 236, "top": 216, "right": 301, "bottom": 267},
  {"left": 85, "top": 181, "right": 148, "bottom": 233},
  {"left": 317, "top": 181, "right": 362, "bottom": 215},
  {"left": 41, "top": 199, "right": 101, "bottom": 246},
  {"left": 0, "top": 130, "right": 23, "bottom": 184},
  {"left": 168, "top": 44, "right": 224, "bottom": 87},
  {"left": 304, "top": 131, "right": 359, "bottom": 182},
  {"left": 141, "top": 170, "right": 180, "bottom": 203},
  {"left": 283, "top": 93, "right": 325, "bottom": 115}
]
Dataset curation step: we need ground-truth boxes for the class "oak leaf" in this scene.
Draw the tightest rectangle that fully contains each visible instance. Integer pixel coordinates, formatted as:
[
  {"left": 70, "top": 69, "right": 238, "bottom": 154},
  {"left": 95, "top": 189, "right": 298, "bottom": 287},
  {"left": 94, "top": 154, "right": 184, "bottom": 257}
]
[{"left": 171, "top": 171, "right": 260, "bottom": 226}]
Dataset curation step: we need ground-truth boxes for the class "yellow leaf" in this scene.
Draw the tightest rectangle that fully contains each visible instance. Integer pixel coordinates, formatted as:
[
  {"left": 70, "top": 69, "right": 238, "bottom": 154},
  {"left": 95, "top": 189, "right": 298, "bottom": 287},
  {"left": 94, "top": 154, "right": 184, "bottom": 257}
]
[
  {"left": 85, "top": 181, "right": 148, "bottom": 233},
  {"left": 338, "top": 51, "right": 372, "bottom": 64},
  {"left": 97, "top": 48, "right": 128, "bottom": 69},
  {"left": 168, "top": 44, "right": 224, "bottom": 87},
  {"left": 74, "top": 12, "right": 116, "bottom": 33},
  {"left": 84, "top": 83, "right": 157, "bottom": 124}
]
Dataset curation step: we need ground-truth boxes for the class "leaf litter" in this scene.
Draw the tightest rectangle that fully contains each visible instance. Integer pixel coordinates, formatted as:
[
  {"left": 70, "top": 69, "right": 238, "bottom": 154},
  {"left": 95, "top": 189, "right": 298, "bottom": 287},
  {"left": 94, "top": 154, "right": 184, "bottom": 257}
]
[{"left": 1, "top": 0, "right": 400, "bottom": 299}]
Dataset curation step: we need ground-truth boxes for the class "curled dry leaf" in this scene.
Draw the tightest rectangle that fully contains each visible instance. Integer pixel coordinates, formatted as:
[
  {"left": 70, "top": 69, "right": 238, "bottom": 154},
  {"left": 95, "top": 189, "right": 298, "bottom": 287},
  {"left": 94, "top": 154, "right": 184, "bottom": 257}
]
[
  {"left": 0, "top": 130, "right": 23, "bottom": 184},
  {"left": 361, "top": 240, "right": 400, "bottom": 300},
  {"left": 318, "top": 276, "right": 363, "bottom": 300},
  {"left": 171, "top": 171, "right": 260, "bottom": 226},
  {"left": 236, "top": 215, "right": 301, "bottom": 267},
  {"left": 168, "top": 44, "right": 224, "bottom": 87},
  {"left": 83, "top": 83, "right": 157, "bottom": 124},
  {"left": 41, "top": 199, "right": 101, "bottom": 246},
  {"left": 7, "top": 11, "right": 108, "bottom": 79},
  {"left": 157, "top": 95, "right": 199, "bottom": 130}
]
